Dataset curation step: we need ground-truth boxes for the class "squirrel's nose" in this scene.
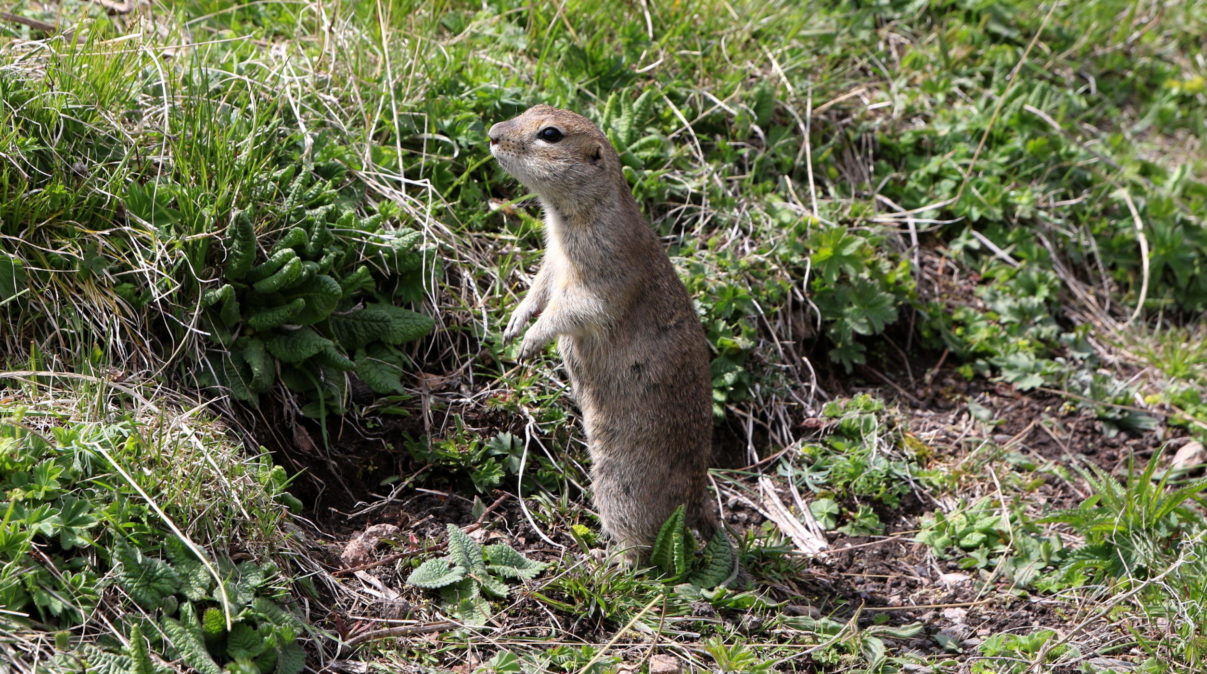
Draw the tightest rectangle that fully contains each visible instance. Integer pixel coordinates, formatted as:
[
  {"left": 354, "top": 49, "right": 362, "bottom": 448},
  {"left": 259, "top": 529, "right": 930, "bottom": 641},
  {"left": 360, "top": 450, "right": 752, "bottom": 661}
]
[{"left": 488, "top": 121, "right": 510, "bottom": 146}]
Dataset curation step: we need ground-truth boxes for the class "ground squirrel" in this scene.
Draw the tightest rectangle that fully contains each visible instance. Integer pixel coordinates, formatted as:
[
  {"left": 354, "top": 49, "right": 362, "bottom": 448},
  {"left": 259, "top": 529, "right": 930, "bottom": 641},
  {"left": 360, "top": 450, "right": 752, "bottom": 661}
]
[{"left": 488, "top": 104, "right": 717, "bottom": 560}]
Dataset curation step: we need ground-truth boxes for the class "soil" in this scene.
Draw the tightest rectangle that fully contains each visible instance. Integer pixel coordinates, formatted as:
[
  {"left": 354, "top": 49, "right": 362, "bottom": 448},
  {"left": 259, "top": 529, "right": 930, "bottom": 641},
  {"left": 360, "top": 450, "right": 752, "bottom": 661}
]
[{"left": 249, "top": 339, "right": 1181, "bottom": 668}]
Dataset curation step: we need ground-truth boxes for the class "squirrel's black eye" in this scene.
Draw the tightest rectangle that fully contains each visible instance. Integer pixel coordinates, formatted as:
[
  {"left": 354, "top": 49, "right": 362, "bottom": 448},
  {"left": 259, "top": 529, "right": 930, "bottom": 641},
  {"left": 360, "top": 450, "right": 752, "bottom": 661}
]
[{"left": 537, "top": 127, "right": 564, "bottom": 143}]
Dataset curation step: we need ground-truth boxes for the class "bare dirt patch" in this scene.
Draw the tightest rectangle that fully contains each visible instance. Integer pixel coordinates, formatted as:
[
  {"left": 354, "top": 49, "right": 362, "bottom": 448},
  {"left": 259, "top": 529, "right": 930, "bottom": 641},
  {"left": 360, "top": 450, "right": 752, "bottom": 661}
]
[{"left": 246, "top": 348, "right": 1178, "bottom": 667}]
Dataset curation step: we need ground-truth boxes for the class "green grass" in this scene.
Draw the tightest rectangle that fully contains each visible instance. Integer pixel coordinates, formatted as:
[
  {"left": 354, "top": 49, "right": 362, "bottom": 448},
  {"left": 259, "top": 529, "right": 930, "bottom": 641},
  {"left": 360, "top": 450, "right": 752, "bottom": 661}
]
[{"left": 3, "top": 0, "right": 1207, "bottom": 671}]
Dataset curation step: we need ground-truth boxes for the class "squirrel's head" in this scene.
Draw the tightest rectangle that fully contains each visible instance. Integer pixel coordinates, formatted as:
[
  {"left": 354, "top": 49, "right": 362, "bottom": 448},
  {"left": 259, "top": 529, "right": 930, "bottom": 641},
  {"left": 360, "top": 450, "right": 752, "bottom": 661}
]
[{"left": 488, "top": 105, "right": 623, "bottom": 216}]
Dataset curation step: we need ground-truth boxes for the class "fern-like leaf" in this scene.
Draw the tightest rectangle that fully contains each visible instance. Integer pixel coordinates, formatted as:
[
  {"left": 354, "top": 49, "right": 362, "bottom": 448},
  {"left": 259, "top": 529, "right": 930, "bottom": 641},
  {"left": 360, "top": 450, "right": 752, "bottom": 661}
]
[
  {"left": 338, "top": 265, "right": 373, "bottom": 296},
  {"left": 253, "top": 255, "right": 304, "bottom": 294},
  {"left": 207, "top": 352, "right": 254, "bottom": 401},
  {"left": 483, "top": 544, "right": 546, "bottom": 580},
  {"left": 376, "top": 229, "right": 425, "bottom": 274},
  {"left": 265, "top": 328, "right": 334, "bottom": 364},
  {"left": 305, "top": 217, "right": 332, "bottom": 257},
  {"left": 650, "top": 505, "right": 690, "bottom": 579},
  {"left": 246, "top": 298, "right": 306, "bottom": 331},
  {"left": 686, "top": 529, "right": 737, "bottom": 589},
  {"left": 162, "top": 615, "right": 222, "bottom": 674},
  {"left": 285, "top": 274, "right": 342, "bottom": 326},
  {"left": 446, "top": 525, "right": 487, "bottom": 577},
  {"left": 71, "top": 644, "right": 135, "bottom": 674},
  {"left": 406, "top": 557, "right": 466, "bottom": 589},
  {"left": 477, "top": 574, "right": 510, "bottom": 599},
  {"left": 270, "top": 226, "right": 308, "bottom": 254},
  {"left": 441, "top": 578, "right": 490, "bottom": 626},
  {"left": 224, "top": 213, "right": 257, "bottom": 281},
  {"left": 239, "top": 337, "right": 275, "bottom": 393},
  {"left": 246, "top": 248, "right": 298, "bottom": 283},
  {"left": 127, "top": 624, "right": 156, "bottom": 674},
  {"left": 627, "top": 89, "right": 657, "bottom": 145},
  {"left": 201, "top": 606, "right": 226, "bottom": 647},
  {"left": 353, "top": 348, "right": 406, "bottom": 394},
  {"left": 315, "top": 344, "right": 356, "bottom": 371},
  {"left": 330, "top": 303, "right": 433, "bottom": 350},
  {"left": 252, "top": 597, "right": 305, "bottom": 633}
]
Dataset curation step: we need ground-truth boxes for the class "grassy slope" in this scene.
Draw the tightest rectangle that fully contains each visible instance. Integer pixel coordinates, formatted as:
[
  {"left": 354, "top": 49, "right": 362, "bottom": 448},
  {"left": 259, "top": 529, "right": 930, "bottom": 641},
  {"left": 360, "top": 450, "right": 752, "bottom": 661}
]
[{"left": 2, "top": 0, "right": 1207, "bottom": 672}]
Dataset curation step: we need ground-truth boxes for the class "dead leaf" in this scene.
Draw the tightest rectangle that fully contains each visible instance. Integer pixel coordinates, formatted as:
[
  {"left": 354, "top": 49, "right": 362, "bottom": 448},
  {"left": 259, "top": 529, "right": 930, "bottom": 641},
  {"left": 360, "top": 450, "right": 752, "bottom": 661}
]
[{"left": 340, "top": 523, "right": 401, "bottom": 568}]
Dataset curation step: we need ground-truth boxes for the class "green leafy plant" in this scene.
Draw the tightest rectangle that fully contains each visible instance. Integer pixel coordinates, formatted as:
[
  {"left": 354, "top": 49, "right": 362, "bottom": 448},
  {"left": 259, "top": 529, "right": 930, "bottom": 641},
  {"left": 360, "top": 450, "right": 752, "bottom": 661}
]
[
  {"left": 649, "top": 505, "right": 736, "bottom": 589},
  {"left": 406, "top": 524, "right": 546, "bottom": 625},
  {"left": 917, "top": 499, "right": 1066, "bottom": 588},
  {"left": 1043, "top": 449, "right": 1207, "bottom": 582},
  {"left": 1063, "top": 370, "right": 1160, "bottom": 436},
  {"left": 0, "top": 402, "right": 304, "bottom": 672},
  {"left": 784, "top": 615, "right": 926, "bottom": 670},
  {"left": 406, "top": 431, "right": 563, "bottom": 495},
  {"left": 786, "top": 395, "right": 932, "bottom": 533},
  {"left": 110, "top": 539, "right": 305, "bottom": 674},
  {"left": 200, "top": 163, "right": 434, "bottom": 416},
  {"left": 807, "top": 225, "right": 912, "bottom": 369},
  {"left": 704, "top": 637, "right": 776, "bottom": 673},
  {"left": 974, "top": 629, "right": 1075, "bottom": 674},
  {"left": 916, "top": 500, "right": 1010, "bottom": 564},
  {"left": 597, "top": 90, "right": 670, "bottom": 202}
]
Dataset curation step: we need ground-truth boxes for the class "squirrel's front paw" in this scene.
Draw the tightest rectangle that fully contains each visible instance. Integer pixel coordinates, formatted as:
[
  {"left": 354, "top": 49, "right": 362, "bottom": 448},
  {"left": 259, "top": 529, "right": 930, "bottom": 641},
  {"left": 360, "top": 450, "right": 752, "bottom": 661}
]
[
  {"left": 503, "top": 306, "right": 533, "bottom": 343},
  {"left": 516, "top": 332, "right": 548, "bottom": 362}
]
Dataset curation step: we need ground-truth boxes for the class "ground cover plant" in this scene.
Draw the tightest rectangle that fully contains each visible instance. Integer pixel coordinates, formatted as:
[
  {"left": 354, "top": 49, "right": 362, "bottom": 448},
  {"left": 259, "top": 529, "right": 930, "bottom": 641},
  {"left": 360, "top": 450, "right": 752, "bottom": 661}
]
[{"left": 2, "top": 0, "right": 1206, "bottom": 671}]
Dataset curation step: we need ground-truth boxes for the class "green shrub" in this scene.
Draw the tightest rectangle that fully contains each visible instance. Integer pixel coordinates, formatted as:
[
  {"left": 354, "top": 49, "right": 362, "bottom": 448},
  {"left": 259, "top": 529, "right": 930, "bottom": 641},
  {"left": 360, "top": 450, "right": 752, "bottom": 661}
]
[
  {"left": 199, "top": 164, "right": 434, "bottom": 416},
  {"left": 0, "top": 399, "right": 304, "bottom": 672}
]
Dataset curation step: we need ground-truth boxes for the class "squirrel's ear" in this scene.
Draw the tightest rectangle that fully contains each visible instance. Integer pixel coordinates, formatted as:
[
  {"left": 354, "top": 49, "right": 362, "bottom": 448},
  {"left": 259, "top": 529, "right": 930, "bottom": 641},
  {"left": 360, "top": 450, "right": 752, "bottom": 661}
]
[{"left": 589, "top": 144, "right": 603, "bottom": 164}]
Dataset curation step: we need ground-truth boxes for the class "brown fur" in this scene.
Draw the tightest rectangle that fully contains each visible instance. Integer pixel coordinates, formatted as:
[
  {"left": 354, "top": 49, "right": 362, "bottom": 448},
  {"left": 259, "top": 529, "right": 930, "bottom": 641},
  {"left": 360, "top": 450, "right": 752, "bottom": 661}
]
[{"left": 488, "top": 104, "right": 717, "bottom": 560}]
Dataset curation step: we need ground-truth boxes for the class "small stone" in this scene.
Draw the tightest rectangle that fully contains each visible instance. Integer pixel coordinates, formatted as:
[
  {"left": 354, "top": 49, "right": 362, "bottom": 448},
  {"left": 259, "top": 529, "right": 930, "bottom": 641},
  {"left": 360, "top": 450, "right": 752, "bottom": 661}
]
[
  {"left": 649, "top": 654, "right": 681, "bottom": 674},
  {"left": 941, "top": 607, "right": 967, "bottom": 623},
  {"left": 1171, "top": 440, "right": 1206, "bottom": 472},
  {"left": 938, "top": 572, "right": 971, "bottom": 586}
]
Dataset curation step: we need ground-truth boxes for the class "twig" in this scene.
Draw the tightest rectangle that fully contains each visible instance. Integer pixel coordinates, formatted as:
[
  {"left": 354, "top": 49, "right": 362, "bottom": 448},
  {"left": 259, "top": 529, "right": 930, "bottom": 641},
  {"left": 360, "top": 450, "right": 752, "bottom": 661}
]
[
  {"left": 859, "top": 365, "right": 924, "bottom": 406},
  {"left": 518, "top": 409, "right": 563, "bottom": 548},
  {"left": 804, "top": 86, "right": 818, "bottom": 218},
  {"left": 0, "top": 11, "right": 66, "bottom": 36},
  {"left": 343, "top": 621, "right": 460, "bottom": 646},
  {"left": 811, "top": 532, "right": 919, "bottom": 557},
  {"left": 466, "top": 491, "right": 513, "bottom": 532},
  {"left": 861, "top": 598, "right": 998, "bottom": 612},
  {"left": 875, "top": 194, "right": 921, "bottom": 282},
  {"left": 968, "top": 229, "right": 1020, "bottom": 267},
  {"left": 758, "top": 476, "right": 828, "bottom": 553},
  {"left": 733, "top": 444, "right": 796, "bottom": 472},
  {"left": 1118, "top": 190, "right": 1150, "bottom": 327}
]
